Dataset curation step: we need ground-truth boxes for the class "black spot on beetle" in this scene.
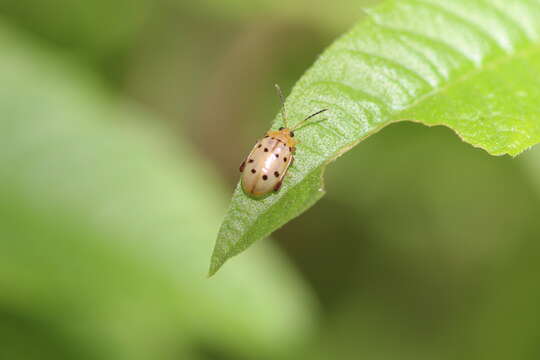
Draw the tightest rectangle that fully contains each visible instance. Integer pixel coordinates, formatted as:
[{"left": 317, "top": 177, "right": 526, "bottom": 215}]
[
  {"left": 275, "top": 154, "right": 279, "bottom": 158},
  {"left": 251, "top": 169, "right": 256, "bottom": 174},
  {"left": 290, "top": 131, "right": 295, "bottom": 137},
  {"left": 264, "top": 148, "right": 268, "bottom": 152},
  {"left": 284, "top": 157, "right": 288, "bottom": 162},
  {"left": 248, "top": 159, "right": 254, "bottom": 163},
  {"left": 257, "top": 144, "right": 262, "bottom": 148},
  {"left": 274, "top": 171, "right": 280, "bottom": 177},
  {"left": 262, "top": 175, "right": 268, "bottom": 180}
]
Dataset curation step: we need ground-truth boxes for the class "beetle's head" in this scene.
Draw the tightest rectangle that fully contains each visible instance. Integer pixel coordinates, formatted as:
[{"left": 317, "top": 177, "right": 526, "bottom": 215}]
[{"left": 278, "top": 127, "right": 295, "bottom": 137}]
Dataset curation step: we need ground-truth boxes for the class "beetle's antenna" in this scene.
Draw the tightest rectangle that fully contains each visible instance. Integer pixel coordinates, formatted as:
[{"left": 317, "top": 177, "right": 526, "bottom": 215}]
[
  {"left": 291, "top": 109, "right": 328, "bottom": 131},
  {"left": 275, "top": 84, "right": 288, "bottom": 128}
]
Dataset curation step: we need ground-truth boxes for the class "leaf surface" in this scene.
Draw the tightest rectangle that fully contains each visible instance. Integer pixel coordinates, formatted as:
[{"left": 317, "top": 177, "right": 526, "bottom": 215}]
[{"left": 210, "top": 0, "right": 540, "bottom": 274}]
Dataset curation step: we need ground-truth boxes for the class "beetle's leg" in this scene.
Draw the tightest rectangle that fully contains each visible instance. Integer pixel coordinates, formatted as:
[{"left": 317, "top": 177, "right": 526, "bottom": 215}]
[{"left": 239, "top": 161, "right": 246, "bottom": 172}]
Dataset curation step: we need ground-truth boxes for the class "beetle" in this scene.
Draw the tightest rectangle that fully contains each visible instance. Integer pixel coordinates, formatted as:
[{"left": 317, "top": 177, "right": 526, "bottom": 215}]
[{"left": 239, "top": 85, "right": 328, "bottom": 197}]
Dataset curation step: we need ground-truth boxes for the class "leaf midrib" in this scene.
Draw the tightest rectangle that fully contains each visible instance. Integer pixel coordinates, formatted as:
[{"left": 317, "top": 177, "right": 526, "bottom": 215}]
[{"left": 395, "top": 43, "right": 540, "bottom": 121}]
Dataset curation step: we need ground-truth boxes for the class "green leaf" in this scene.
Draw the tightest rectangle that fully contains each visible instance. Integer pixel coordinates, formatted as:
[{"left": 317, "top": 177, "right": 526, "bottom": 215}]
[
  {"left": 210, "top": 0, "right": 540, "bottom": 275},
  {"left": 0, "top": 22, "right": 316, "bottom": 359}
]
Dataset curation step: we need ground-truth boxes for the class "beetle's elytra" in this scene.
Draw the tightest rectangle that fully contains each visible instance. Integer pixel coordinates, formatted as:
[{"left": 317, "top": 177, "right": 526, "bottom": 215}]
[{"left": 239, "top": 85, "right": 328, "bottom": 197}]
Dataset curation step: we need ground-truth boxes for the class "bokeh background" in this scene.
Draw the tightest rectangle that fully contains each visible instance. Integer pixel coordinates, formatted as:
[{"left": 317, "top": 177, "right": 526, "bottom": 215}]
[{"left": 2, "top": 1, "right": 540, "bottom": 359}]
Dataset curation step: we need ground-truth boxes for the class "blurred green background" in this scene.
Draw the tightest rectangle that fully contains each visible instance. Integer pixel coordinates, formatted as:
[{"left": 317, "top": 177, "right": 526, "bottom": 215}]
[{"left": 2, "top": 1, "right": 540, "bottom": 359}]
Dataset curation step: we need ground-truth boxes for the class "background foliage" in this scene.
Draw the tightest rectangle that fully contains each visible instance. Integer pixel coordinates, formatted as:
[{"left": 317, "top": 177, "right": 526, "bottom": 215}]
[{"left": 1, "top": 1, "right": 540, "bottom": 359}]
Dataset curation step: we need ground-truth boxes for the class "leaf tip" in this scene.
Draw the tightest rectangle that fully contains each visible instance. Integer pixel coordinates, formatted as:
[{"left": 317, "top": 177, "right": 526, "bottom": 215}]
[{"left": 207, "top": 250, "right": 225, "bottom": 277}]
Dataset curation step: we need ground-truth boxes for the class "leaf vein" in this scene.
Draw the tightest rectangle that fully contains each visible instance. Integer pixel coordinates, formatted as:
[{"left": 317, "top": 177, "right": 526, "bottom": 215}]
[
  {"left": 338, "top": 48, "right": 434, "bottom": 92},
  {"left": 396, "top": 44, "right": 540, "bottom": 118},
  {"left": 371, "top": 22, "right": 475, "bottom": 66},
  {"left": 309, "top": 80, "right": 390, "bottom": 114},
  {"left": 411, "top": 0, "right": 507, "bottom": 54}
]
